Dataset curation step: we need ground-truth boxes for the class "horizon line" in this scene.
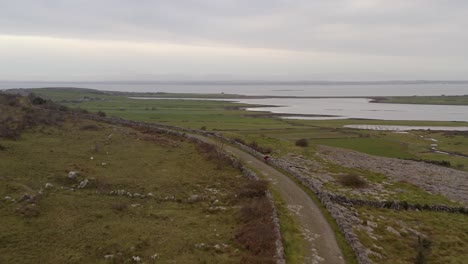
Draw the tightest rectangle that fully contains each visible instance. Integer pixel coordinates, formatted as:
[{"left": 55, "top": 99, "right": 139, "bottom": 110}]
[{"left": 2, "top": 80, "right": 468, "bottom": 86}]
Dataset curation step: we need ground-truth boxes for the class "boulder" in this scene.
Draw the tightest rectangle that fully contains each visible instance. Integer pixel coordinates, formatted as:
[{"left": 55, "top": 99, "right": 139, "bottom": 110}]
[
  {"left": 78, "top": 179, "right": 89, "bottom": 189},
  {"left": 188, "top": 194, "right": 202, "bottom": 203},
  {"left": 68, "top": 171, "right": 79, "bottom": 179}
]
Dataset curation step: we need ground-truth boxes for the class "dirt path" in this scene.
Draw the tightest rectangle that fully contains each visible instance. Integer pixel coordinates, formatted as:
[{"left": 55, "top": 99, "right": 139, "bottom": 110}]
[{"left": 192, "top": 135, "right": 345, "bottom": 264}]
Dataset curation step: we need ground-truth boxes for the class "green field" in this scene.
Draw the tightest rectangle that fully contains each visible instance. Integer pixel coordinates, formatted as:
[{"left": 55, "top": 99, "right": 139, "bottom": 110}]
[{"left": 0, "top": 94, "right": 277, "bottom": 263}]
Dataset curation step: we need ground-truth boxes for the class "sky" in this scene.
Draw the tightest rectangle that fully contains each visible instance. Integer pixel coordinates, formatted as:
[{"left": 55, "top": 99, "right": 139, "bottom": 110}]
[{"left": 1, "top": 0, "right": 468, "bottom": 81}]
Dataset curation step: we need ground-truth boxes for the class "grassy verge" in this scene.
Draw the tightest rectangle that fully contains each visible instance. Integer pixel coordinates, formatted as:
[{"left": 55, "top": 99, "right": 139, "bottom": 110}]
[{"left": 269, "top": 187, "right": 306, "bottom": 264}]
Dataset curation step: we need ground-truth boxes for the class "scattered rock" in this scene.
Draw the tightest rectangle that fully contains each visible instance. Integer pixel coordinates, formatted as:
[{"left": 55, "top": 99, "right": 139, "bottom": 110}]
[
  {"left": 188, "top": 194, "right": 202, "bottom": 203},
  {"left": 115, "top": 190, "right": 125, "bottom": 196},
  {"left": 68, "top": 171, "right": 80, "bottom": 179},
  {"left": 45, "top": 183, "right": 54, "bottom": 189},
  {"left": 150, "top": 253, "right": 159, "bottom": 260},
  {"left": 19, "top": 194, "right": 40, "bottom": 204},
  {"left": 78, "top": 179, "right": 89, "bottom": 189},
  {"left": 386, "top": 226, "right": 401, "bottom": 236},
  {"left": 90, "top": 157, "right": 94, "bottom": 160},
  {"left": 195, "top": 243, "right": 207, "bottom": 249},
  {"left": 207, "top": 206, "right": 227, "bottom": 212},
  {"left": 366, "top": 220, "right": 378, "bottom": 228},
  {"left": 213, "top": 244, "right": 222, "bottom": 252},
  {"left": 132, "top": 256, "right": 141, "bottom": 262},
  {"left": 16, "top": 203, "right": 40, "bottom": 217},
  {"left": 104, "top": 254, "right": 114, "bottom": 259},
  {"left": 213, "top": 244, "right": 228, "bottom": 253}
]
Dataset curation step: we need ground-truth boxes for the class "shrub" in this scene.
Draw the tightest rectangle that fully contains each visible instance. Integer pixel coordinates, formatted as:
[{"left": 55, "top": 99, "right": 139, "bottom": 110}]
[
  {"left": 16, "top": 204, "right": 41, "bottom": 217},
  {"left": 0, "top": 94, "right": 21, "bottom": 106},
  {"left": 238, "top": 180, "right": 268, "bottom": 199},
  {"left": 196, "top": 141, "right": 231, "bottom": 169},
  {"left": 58, "top": 105, "right": 69, "bottom": 112},
  {"left": 0, "top": 117, "right": 23, "bottom": 140},
  {"left": 415, "top": 236, "right": 432, "bottom": 264},
  {"left": 239, "top": 197, "right": 271, "bottom": 222},
  {"left": 28, "top": 93, "right": 47, "bottom": 105},
  {"left": 247, "top": 141, "right": 272, "bottom": 154},
  {"left": 200, "top": 126, "right": 207, "bottom": 131},
  {"left": 236, "top": 196, "right": 276, "bottom": 261},
  {"left": 0, "top": 143, "right": 6, "bottom": 151},
  {"left": 234, "top": 138, "right": 246, "bottom": 145},
  {"left": 111, "top": 203, "right": 128, "bottom": 212},
  {"left": 338, "top": 173, "right": 368, "bottom": 188},
  {"left": 80, "top": 124, "right": 100, "bottom": 131},
  {"left": 295, "top": 138, "right": 309, "bottom": 147}
]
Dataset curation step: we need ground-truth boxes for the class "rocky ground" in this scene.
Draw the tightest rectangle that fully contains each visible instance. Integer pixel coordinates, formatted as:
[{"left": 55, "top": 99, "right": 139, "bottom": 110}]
[
  {"left": 316, "top": 145, "right": 468, "bottom": 205},
  {"left": 273, "top": 145, "right": 468, "bottom": 263}
]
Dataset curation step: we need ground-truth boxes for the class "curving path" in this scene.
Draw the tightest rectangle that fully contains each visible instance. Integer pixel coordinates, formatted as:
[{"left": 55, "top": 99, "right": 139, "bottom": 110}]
[{"left": 192, "top": 134, "right": 345, "bottom": 264}]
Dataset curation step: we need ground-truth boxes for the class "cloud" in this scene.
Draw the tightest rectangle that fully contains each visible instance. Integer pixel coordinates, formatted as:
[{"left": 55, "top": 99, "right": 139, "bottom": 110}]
[
  {"left": 1, "top": 0, "right": 467, "bottom": 55},
  {"left": 0, "top": 0, "right": 467, "bottom": 80}
]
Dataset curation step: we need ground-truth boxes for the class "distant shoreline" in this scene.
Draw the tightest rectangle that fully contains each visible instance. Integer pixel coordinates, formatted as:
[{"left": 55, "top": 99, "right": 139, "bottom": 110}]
[
  {"left": 5, "top": 87, "right": 468, "bottom": 106},
  {"left": 2, "top": 80, "right": 468, "bottom": 86}
]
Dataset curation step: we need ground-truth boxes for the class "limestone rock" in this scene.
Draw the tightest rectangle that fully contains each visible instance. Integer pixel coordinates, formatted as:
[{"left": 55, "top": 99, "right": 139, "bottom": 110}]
[{"left": 68, "top": 171, "right": 80, "bottom": 179}]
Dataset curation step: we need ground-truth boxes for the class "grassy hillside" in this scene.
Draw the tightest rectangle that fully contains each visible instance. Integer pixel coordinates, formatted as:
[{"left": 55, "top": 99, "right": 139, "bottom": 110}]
[{"left": 0, "top": 93, "right": 277, "bottom": 263}]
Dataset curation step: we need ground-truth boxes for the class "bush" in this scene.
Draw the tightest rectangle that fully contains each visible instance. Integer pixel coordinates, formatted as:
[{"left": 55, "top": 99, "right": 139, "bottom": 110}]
[
  {"left": 195, "top": 141, "right": 231, "bottom": 169},
  {"left": 96, "top": 111, "right": 106, "bottom": 117},
  {"left": 80, "top": 124, "right": 100, "bottom": 131},
  {"left": 236, "top": 196, "right": 276, "bottom": 261},
  {"left": 111, "top": 203, "right": 128, "bottom": 212},
  {"left": 16, "top": 204, "right": 41, "bottom": 217},
  {"left": 234, "top": 138, "right": 246, "bottom": 145},
  {"left": 415, "top": 236, "right": 432, "bottom": 264},
  {"left": 28, "top": 93, "right": 47, "bottom": 105},
  {"left": 247, "top": 141, "right": 272, "bottom": 154},
  {"left": 0, "top": 117, "right": 23, "bottom": 140},
  {"left": 239, "top": 197, "right": 271, "bottom": 222},
  {"left": 295, "top": 138, "right": 309, "bottom": 147},
  {"left": 238, "top": 180, "right": 268, "bottom": 199},
  {"left": 338, "top": 173, "right": 368, "bottom": 188},
  {"left": 0, "top": 93, "right": 21, "bottom": 106},
  {"left": 200, "top": 126, "right": 207, "bottom": 131}
]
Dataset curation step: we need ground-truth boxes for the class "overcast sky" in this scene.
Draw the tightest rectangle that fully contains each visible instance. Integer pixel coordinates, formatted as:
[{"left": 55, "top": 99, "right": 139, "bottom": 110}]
[{"left": 1, "top": 0, "right": 467, "bottom": 81}]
